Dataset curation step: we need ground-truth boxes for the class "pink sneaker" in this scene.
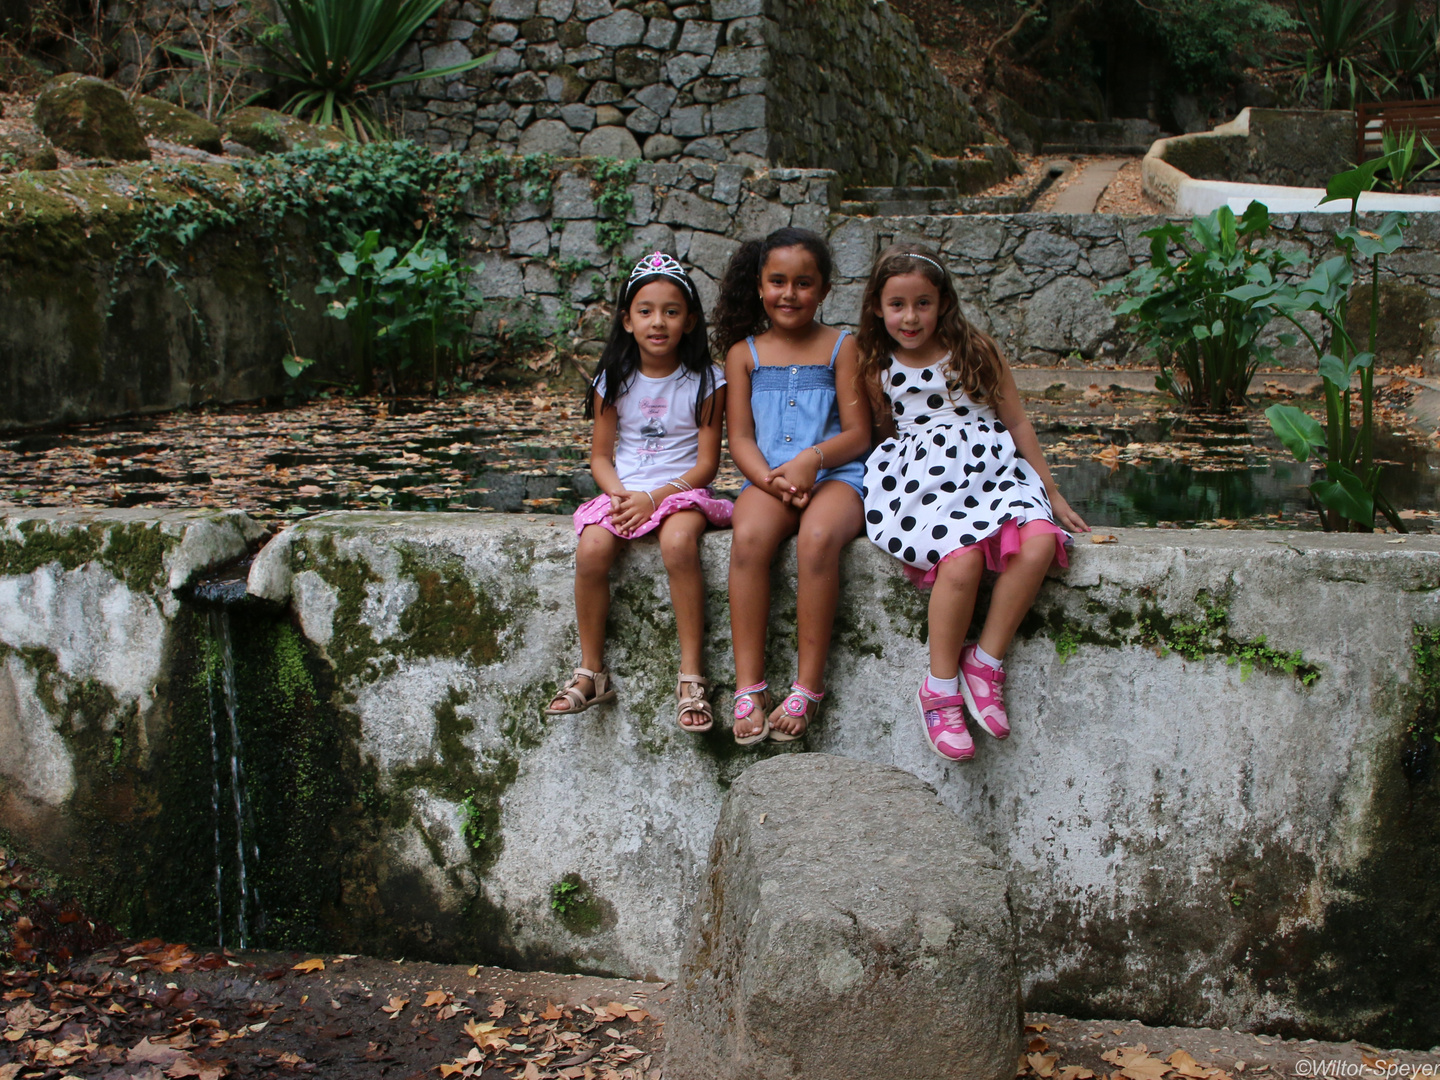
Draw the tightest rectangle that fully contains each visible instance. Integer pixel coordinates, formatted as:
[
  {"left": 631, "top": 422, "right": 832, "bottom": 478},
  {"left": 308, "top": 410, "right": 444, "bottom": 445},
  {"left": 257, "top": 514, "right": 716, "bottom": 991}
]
[
  {"left": 960, "top": 645, "right": 1009, "bottom": 739},
  {"left": 917, "top": 681, "right": 974, "bottom": 762}
]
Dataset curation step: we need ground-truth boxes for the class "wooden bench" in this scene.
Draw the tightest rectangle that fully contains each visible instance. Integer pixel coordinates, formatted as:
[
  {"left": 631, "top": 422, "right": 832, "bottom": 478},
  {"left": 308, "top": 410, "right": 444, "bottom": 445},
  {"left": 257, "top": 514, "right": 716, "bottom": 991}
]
[{"left": 1356, "top": 98, "right": 1440, "bottom": 162}]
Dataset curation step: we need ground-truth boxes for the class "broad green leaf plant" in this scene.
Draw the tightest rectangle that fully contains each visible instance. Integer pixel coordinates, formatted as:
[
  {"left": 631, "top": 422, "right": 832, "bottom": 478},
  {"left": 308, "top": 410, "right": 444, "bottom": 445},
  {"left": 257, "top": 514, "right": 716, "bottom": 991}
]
[
  {"left": 250, "top": 0, "right": 491, "bottom": 140},
  {"left": 1102, "top": 202, "right": 1301, "bottom": 409},
  {"left": 1241, "top": 153, "right": 1409, "bottom": 532},
  {"left": 317, "top": 229, "right": 483, "bottom": 392}
]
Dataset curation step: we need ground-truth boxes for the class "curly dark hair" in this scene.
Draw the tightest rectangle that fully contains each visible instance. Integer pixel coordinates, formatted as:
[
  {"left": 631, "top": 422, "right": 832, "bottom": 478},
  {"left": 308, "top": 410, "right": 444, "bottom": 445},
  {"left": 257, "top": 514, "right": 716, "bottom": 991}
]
[
  {"left": 585, "top": 270, "right": 716, "bottom": 424},
  {"left": 709, "top": 226, "right": 834, "bottom": 359},
  {"left": 855, "top": 243, "right": 1004, "bottom": 417}
]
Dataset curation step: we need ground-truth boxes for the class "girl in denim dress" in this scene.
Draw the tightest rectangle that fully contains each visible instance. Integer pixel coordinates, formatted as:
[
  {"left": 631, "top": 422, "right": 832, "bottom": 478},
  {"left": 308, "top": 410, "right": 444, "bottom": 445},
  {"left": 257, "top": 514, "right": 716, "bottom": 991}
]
[{"left": 712, "top": 228, "right": 873, "bottom": 745}]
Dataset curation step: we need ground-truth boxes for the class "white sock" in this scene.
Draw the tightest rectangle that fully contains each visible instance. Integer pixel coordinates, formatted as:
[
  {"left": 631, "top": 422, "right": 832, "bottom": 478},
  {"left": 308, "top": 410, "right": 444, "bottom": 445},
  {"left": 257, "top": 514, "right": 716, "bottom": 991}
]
[
  {"left": 974, "top": 645, "right": 1004, "bottom": 671},
  {"left": 925, "top": 673, "right": 959, "bottom": 696}
]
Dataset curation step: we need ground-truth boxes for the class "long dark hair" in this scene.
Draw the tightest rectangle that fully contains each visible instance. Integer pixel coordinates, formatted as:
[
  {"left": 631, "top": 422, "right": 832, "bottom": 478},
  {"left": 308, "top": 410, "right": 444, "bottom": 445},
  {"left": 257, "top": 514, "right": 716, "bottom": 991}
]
[
  {"left": 586, "top": 269, "right": 716, "bottom": 424},
  {"left": 856, "top": 243, "right": 1004, "bottom": 414},
  {"left": 710, "top": 226, "right": 834, "bottom": 359}
]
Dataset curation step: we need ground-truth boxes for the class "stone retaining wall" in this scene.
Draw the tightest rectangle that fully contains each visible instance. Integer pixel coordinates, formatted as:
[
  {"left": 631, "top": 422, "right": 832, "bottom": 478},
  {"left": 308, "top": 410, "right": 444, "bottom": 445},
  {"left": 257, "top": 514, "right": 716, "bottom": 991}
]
[
  {"left": 382, "top": 0, "right": 982, "bottom": 186},
  {"left": 2, "top": 508, "right": 1437, "bottom": 1046},
  {"left": 9, "top": 154, "right": 1440, "bottom": 429}
]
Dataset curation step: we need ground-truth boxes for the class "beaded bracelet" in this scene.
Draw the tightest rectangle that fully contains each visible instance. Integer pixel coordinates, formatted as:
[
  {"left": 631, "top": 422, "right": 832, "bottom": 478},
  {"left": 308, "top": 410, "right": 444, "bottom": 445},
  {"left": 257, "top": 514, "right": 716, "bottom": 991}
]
[{"left": 812, "top": 445, "right": 826, "bottom": 468}]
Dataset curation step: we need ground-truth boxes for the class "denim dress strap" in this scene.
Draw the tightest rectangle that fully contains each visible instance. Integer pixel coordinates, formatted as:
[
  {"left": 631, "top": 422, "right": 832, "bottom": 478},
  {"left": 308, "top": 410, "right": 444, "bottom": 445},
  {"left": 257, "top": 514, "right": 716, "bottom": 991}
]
[
  {"left": 746, "top": 335, "right": 761, "bottom": 371},
  {"left": 828, "top": 328, "right": 851, "bottom": 369}
]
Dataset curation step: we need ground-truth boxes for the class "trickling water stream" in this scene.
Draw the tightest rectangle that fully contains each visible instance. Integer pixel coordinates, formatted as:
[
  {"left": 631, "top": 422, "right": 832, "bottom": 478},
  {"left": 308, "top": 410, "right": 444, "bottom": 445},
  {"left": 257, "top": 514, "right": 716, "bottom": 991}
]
[{"left": 194, "top": 563, "right": 267, "bottom": 949}]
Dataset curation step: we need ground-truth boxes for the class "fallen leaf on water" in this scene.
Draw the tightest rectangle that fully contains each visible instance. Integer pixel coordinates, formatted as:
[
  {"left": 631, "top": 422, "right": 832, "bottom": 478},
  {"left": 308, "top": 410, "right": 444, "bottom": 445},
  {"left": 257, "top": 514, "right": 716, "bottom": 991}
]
[
  {"left": 1029, "top": 1052, "right": 1059, "bottom": 1077},
  {"left": 291, "top": 958, "right": 324, "bottom": 973}
]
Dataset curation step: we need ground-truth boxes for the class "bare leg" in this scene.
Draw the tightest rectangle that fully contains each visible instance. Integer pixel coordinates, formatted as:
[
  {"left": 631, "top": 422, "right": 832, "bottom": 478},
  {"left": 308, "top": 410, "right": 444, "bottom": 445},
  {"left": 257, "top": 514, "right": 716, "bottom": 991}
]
[
  {"left": 773, "top": 480, "right": 865, "bottom": 736},
  {"left": 657, "top": 510, "right": 709, "bottom": 677},
  {"left": 551, "top": 524, "right": 624, "bottom": 711},
  {"left": 728, "top": 485, "right": 798, "bottom": 738},
  {"left": 926, "top": 548, "right": 986, "bottom": 680},
  {"left": 976, "top": 532, "right": 1058, "bottom": 661}
]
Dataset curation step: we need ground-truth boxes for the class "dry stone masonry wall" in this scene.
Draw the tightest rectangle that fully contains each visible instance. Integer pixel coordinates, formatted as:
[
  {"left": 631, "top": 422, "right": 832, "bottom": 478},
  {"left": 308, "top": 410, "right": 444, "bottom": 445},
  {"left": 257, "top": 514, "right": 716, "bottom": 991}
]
[{"left": 386, "top": 0, "right": 983, "bottom": 184}]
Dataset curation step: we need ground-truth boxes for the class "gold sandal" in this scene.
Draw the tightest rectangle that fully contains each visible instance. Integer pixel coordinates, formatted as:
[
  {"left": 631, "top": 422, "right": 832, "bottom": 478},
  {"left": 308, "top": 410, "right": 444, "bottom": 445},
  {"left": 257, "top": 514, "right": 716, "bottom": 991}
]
[
  {"left": 545, "top": 666, "right": 616, "bottom": 716},
  {"left": 676, "top": 674, "right": 714, "bottom": 733}
]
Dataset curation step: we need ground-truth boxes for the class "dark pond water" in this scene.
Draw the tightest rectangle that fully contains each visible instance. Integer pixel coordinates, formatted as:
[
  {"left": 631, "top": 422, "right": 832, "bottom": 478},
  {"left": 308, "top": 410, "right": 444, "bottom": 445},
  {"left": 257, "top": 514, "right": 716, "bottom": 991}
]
[{"left": 2, "top": 390, "right": 1436, "bottom": 530}]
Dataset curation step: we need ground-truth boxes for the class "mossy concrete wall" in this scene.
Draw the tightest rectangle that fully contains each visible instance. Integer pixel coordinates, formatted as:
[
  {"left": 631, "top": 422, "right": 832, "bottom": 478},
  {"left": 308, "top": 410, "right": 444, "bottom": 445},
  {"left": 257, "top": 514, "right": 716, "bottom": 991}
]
[
  {"left": 3, "top": 509, "right": 1435, "bottom": 1044},
  {"left": 0, "top": 166, "right": 345, "bottom": 431}
]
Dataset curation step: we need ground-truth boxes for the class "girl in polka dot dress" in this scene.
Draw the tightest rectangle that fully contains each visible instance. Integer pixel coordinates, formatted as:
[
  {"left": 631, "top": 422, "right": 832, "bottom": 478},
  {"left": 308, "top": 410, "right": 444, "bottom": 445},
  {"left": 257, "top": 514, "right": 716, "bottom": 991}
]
[{"left": 857, "top": 245, "right": 1089, "bottom": 762}]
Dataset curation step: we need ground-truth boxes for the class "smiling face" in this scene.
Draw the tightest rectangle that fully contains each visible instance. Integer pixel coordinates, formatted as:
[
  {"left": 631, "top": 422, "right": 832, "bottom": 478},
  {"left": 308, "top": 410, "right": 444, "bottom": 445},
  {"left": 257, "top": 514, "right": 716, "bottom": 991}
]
[
  {"left": 877, "top": 270, "right": 944, "bottom": 360},
  {"left": 622, "top": 279, "right": 696, "bottom": 369},
  {"left": 759, "top": 245, "right": 829, "bottom": 332}
]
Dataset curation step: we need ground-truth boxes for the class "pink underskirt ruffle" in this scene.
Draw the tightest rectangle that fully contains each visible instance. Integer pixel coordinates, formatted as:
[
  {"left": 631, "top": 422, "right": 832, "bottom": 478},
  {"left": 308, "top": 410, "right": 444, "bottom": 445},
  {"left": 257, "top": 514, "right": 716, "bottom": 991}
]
[{"left": 903, "top": 518, "right": 1070, "bottom": 589}]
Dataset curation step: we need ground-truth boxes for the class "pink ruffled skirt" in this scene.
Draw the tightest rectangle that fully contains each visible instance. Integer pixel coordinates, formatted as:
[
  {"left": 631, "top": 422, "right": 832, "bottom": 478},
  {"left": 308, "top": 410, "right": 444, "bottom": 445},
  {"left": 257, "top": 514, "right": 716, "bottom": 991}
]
[
  {"left": 573, "top": 488, "right": 733, "bottom": 539},
  {"left": 903, "top": 519, "right": 1070, "bottom": 589}
]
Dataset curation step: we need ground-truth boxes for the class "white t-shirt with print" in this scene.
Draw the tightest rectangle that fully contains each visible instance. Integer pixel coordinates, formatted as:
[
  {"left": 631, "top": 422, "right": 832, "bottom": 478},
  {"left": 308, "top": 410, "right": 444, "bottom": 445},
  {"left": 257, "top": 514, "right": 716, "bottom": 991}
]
[{"left": 595, "top": 366, "right": 725, "bottom": 491}]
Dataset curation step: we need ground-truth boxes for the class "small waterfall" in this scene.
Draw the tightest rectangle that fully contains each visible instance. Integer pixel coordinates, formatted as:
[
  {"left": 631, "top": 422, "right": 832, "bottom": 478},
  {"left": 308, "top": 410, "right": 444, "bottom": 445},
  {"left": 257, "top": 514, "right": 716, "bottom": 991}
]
[{"left": 195, "top": 557, "right": 265, "bottom": 950}]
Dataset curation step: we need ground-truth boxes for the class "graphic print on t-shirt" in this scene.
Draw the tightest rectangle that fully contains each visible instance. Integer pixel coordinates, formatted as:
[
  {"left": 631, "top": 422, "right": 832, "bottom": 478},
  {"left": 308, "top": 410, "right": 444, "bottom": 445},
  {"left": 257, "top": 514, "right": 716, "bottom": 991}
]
[{"left": 638, "top": 397, "right": 668, "bottom": 457}]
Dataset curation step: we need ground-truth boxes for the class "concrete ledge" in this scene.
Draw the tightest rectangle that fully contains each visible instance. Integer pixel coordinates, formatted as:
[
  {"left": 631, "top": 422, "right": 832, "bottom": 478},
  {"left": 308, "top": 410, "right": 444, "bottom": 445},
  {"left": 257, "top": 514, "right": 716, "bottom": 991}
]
[{"left": 1, "top": 510, "right": 1437, "bottom": 1045}]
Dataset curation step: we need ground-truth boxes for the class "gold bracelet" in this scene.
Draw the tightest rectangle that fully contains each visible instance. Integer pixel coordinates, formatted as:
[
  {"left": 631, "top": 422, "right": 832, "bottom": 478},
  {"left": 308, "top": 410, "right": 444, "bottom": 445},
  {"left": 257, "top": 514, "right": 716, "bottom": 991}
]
[{"left": 812, "top": 445, "right": 826, "bottom": 468}]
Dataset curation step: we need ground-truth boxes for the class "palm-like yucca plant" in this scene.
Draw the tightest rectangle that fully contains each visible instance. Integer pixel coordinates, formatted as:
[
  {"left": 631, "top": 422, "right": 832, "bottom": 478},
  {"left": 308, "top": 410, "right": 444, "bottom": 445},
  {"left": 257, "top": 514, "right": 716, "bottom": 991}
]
[
  {"left": 1378, "top": 4, "right": 1439, "bottom": 99},
  {"left": 1294, "top": 0, "right": 1391, "bottom": 108},
  {"left": 253, "top": 0, "right": 488, "bottom": 140}
]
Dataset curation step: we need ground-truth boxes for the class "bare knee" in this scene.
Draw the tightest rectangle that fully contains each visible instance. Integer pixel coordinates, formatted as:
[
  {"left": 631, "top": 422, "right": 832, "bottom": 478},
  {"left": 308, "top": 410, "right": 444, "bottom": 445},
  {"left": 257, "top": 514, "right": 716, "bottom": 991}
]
[
  {"left": 730, "top": 526, "right": 773, "bottom": 570},
  {"left": 797, "top": 522, "right": 844, "bottom": 564},
  {"left": 660, "top": 529, "right": 699, "bottom": 571},
  {"left": 576, "top": 533, "right": 617, "bottom": 579}
]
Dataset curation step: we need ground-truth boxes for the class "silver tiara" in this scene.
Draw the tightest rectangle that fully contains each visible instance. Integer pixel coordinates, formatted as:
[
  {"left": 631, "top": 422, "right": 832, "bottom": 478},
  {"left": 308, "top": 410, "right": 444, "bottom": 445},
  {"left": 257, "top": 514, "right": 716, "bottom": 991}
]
[
  {"left": 905, "top": 252, "right": 948, "bottom": 276},
  {"left": 628, "top": 251, "right": 696, "bottom": 296}
]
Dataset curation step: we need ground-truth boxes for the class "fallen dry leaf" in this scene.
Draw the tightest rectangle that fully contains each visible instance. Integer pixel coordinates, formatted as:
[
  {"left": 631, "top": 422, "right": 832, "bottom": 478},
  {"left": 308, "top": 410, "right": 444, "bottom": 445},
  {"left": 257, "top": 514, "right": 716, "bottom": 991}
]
[
  {"left": 488, "top": 998, "right": 508, "bottom": 1018},
  {"left": 291, "top": 958, "right": 325, "bottom": 973},
  {"left": 379, "top": 996, "right": 408, "bottom": 1016},
  {"left": 1029, "top": 1051, "right": 1060, "bottom": 1077},
  {"left": 1089, "top": 533, "right": 1118, "bottom": 543},
  {"left": 423, "top": 990, "right": 452, "bottom": 1008}
]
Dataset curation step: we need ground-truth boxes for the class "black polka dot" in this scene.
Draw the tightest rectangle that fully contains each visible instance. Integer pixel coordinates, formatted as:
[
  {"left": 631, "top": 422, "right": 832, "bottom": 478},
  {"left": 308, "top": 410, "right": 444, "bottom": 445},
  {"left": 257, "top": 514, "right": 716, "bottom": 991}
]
[
  {"left": 990, "top": 498, "right": 1002, "bottom": 511},
  {"left": 972, "top": 445, "right": 985, "bottom": 458},
  {"left": 927, "top": 394, "right": 944, "bottom": 409},
  {"left": 890, "top": 372, "right": 905, "bottom": 387},
  {"left": 901, "top": 516, "right": 916, "bottom": 531},
  {"left": 957, "top": 406, "right": 970, "bottom": 417},
  {"left": 927, "top": 549, "right": 940, "bottom": 563},
  {"left": 932, "top": 524, "right": 948, "bottom": 539},
  {"left": 890, "top": 498, "right": 902, "bottom": 511},
  {"left": 904, "top": 480, "right": 920, "bottom": 494},
  {"left": 995, "top": 420, "right": 1007, "bottom": 433},
  {"left": 932, "top": 434, "right": 945, "bottom": 446},
  {"left": 867, "top": 510, "right": 883, "bottom": 525},
  {"left": 964, "top": 496, "right": 978, "bottom": 508},
  {"left": 973, "top": 520, "right": 990, "bottom": 531},
  {"left": 862, "top": 485, "right": 869, "bottom": 497},
  {"left": 982, "top": 480, "right": 997, "bottom": 492},
  {"left": 945, "top": 446, "right": 959, "bottom": 459},
  {"left": 921, "top": 492, "right": 938, "bottom": 505},
  {"left": 878, "top": 459, "right": 890, "bottom": 472},
  {"left": 882, "top": 475, "right": 897, "bottom": 491},
  {"left": 895, "top": 401, "right": 906, "bottom": 415},
  {"left": 915, "top": 448, "right": 927, "bottom": 460},
  {"left": 919, "top": 369, "right": 933, "bottom": 381},
  {"left": 929, "top": 465, "right": 946, "bottom": 476},
  {"left": 888, "top": 537, "right": 902, "bottom": 553},
  {"left": 941, "top": 481, "right": 957, "bottom": 492},
  {"left": 999, "top": 480, "right": 1014, "bottom": 491},
  {"left": 960, "top": 533, "right": 977, "bottom": 545},
  {"left": 915, "top": 415, "right": 930, "bottom": 425}
]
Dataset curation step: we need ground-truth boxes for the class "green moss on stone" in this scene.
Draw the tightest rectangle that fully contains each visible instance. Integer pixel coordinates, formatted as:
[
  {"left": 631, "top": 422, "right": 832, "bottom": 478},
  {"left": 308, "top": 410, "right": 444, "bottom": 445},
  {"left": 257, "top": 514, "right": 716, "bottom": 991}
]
[{"left": 0, "top": 519, "right": 176, "bottom": 590}]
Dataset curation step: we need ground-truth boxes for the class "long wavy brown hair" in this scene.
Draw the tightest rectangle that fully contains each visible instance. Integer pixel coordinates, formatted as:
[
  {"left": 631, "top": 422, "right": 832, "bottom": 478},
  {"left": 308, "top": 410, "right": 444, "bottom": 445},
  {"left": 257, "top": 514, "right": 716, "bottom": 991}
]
[{"left": 855, "top": 244, "right": 1004, "bottom": 420}]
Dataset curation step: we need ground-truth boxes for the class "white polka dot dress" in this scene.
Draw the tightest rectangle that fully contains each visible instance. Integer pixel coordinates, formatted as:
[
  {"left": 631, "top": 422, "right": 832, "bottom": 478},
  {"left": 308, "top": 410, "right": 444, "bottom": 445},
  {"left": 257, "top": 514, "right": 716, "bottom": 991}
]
[{"left": 863, "top": 360, "right": 1059, "bottom": 572}]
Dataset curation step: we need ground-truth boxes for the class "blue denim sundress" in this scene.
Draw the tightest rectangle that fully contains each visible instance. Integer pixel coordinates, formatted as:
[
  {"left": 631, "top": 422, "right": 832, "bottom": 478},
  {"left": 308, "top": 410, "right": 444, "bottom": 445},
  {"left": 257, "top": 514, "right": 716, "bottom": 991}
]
[{"left": 743, "top": 329, "right": 866, "bottom": 497}]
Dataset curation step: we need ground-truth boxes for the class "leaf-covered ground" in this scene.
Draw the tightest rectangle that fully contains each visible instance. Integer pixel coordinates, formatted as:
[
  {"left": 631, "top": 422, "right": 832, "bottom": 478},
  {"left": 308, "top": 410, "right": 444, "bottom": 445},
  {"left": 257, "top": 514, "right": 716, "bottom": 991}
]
[{"left": 1, "top": 381, "right": 1435, "bottom": 532}]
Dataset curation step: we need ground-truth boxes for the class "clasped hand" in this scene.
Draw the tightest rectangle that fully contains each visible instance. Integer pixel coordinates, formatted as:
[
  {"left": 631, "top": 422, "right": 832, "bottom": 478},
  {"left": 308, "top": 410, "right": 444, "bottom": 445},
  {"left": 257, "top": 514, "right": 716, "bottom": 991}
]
[
  {"left": 763, "top": 449, "right": 821, "bottom": 509},
  {"left": 609, "top": 490, "right": 657, "bottom": 536}
]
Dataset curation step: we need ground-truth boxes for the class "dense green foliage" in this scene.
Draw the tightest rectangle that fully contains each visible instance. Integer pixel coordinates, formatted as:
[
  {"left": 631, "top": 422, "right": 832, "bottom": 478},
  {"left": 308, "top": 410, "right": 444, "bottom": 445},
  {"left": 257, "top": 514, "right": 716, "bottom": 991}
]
[
  {"left": 1102, "top": 203, "right": 1299, "bottom": 409},
  {"left": 1136, "top": 0, "right": 1294, "bottom": 88},
  {"left": 247, "top": 0, "right": 488, "bottom": 140}
]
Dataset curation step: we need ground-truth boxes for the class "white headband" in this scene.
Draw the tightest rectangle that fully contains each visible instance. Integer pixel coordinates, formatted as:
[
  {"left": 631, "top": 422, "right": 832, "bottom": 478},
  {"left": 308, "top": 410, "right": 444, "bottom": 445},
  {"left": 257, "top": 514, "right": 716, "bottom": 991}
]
[
  {"left": 904, "top": 253, "right": 948, "bottom": 276},
  {"left": 627, "top": 251, "right": 696, "bottom": 299}
]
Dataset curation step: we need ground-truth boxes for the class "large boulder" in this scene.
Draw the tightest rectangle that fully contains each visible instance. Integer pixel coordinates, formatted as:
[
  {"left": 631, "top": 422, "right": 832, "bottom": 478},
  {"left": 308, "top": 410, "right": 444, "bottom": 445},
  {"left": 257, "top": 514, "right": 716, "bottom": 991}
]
[
  {"left": 0, "top": 131, "right": 58, "bottom": 172},
  {"left": 132, "top": 96, "right": 223, "bottom": 154},
  {"left": 221, "top": 107, "right": 344, "bottom": 155},
  {"left": 664, "top": 754, "right": 1022, "bottom": 1080},
  {"left": 32, "top": 73, "right": 150, "bottom": 161}
]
